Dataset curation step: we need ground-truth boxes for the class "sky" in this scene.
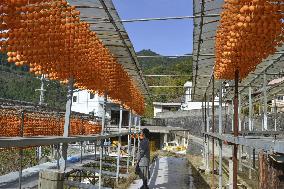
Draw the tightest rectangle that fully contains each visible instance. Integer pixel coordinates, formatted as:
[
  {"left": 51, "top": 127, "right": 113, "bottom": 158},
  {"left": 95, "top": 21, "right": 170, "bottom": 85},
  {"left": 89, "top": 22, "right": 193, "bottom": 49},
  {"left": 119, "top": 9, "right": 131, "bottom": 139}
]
[{"left": 113, "top": 0, "right": 193, "bottom": 56}]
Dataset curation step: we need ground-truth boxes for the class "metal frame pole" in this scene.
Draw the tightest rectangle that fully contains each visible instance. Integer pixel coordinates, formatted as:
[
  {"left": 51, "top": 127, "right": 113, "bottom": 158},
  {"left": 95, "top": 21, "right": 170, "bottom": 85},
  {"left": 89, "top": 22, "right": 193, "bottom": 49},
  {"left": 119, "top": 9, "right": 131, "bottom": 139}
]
[
  {"left": 206, "top": 97, "right": 210, "bottom": 171},
  {"left": 248, "top": 147, "right": 252, "bottom": 179},
  {"left": 263, "top": 74, "right": 268, "bottom": 130},
  {"left": 80, "top": 117, "right": 83, "bottom": 164},
  {"left": 19, "top": 110, "right": 25, "bottom": 189},
  {"left": 218, "top": 83, "right": 223, "bottom": 189},
  {"left": 274, "top": 95, "right": 277, "bottom": 131},
  {"left": 127, "top": 110, "right": 132, "bottom": 173},
  {"left": 231, "top": 100, "right": 234, "bottom": 132},
  {"left": 56, "top": 144, "right": 60, "bottom": 169},
  {"left": 238, "top": 94, "right": 241, "bottom": 132},
  {"left": 138, "top": 116, "right": 141, "bottom": 140},
  {"left": 248, "top": 86, "right": 252, "bottom": 131},
  {"left": 206, "top": 98, "right": 210, "bottom": 134},
  {"left": 238, "top": 94, "right": 243, "bottom": 172},
  {"left": 138, "top": 116, "right": 141, "bottom": 151},
  {"left": 99, "top": 92, "right": 107, "bottom": 189},
  {"left": 95, "top": 141, "right": 97, "bottom": 159},
  {"left": 116, "top": 103, "right": 123, "bottom": 184},
  {"left": 132, "top": 116, "right": 137, "bottom": 166},
  {"left": 80, "top": 141, "right": 83, "bottom": 164},
  {"left": 202, "top": 99, "right": 207, "bottom": 169},
  {"left": 61, "top": 78, "right": 74, "bottom": 171},
  {"left": 211, "top": 76, "right": 215, "bottom": 188},
  {"left": 233, "top": 70, "right": 239, "bottom": 189}
]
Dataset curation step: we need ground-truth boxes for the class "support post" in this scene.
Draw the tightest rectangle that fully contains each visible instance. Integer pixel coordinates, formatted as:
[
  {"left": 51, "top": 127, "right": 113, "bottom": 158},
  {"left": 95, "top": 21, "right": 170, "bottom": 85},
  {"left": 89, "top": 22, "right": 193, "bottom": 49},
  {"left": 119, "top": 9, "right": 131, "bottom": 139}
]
[
  {"left": 80, "top": 117, "right": 83, "bottom": 164},
  {"left": 233, "top": 70, "right": 239, "bottom": 189},
  {"left": 206, "top": 98, "right": 210, "bottom": 172},
  {"left": 229, "top": 159, "right": 233, "bottom": 189},
  {"left": 202, "top": 100, "right": 205, "bottom": 126},
  {"left": 238, "top": 94, "right": 241, "bottom": 132},
  {"left": 263, "top": 74, "right": 268, "bottom": 130},
  {"left": 132, "top": 116, "right": 137, "bottom": 166},
  {"left": 60, "top": 78, "right": 74, "bottom": 171},
  {"left": 206, "top": 99, "right": 210, "bottom": 134},
  {"left": 274, "top": 95, "right": 277, "bottom": 131},
  {"left": 202, "top": 100, "right": 206, "bottom": 169},
  {"left": 248, "top": 86, "right": 252, "bottom": 131},
  {"left": 56, "top": 144, "right": 60, "bottom": 169},
  {"left": 218, "top": 83, "right": 223, "bottom": 189},
  {"left": 99, "top": 91, "right": 107, "bottom": 189},
  {"left": 80, "top": 141, "right": 83, "bottom": 164},
  {"left": 137, "top": 116, "right": 141, "bottom": 152},
  {"left": 248, "top": 147, "right": 252, "bottom": 179},
  {"left": 127, "top": 110, "right": 132, "bottom": 173},
  {"left": 116, "top": 103, "right": 123, "bottom": 184},
  {"left": 238, "top": 94, "right": 243, "bottom": 172},
  {"left": 231, "top": 100, "right": 234, "bottom": 132},
  {"left": 238, "top": 146, "right": 243, "bottom": 171},
  {"left": 94, "top": 141, "right": 97, "bottom": 159},
  {"left": 211, "top": 75, "right": 215, "bottom": 189},
  {"left": 252, "top": 148, "right": 256, "bottom": 169},
  {"left": 19, "top": 110, "right": 25, "bottom": 189}
]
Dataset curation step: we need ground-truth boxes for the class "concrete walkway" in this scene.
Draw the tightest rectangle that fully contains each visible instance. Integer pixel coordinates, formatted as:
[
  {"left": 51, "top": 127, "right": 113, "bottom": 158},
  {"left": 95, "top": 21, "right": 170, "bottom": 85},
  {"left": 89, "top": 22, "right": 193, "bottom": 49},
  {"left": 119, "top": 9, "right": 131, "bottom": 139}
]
[{"left": 129, "top": 157, "right": 195, "bottom": 189}]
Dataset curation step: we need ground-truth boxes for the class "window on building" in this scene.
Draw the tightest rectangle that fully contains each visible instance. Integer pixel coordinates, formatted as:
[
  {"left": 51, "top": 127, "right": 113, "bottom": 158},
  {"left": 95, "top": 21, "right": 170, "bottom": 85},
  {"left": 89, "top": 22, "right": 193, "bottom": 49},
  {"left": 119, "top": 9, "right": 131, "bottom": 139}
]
[
  {"left": 90, "top": 93, "right": 95, "bottom": 99},
  {"left": 73, "top": 96, "right": 77, "bottom": 102},
  {"left": 277, "top": 96, "right": 283, "bottom": 101}
]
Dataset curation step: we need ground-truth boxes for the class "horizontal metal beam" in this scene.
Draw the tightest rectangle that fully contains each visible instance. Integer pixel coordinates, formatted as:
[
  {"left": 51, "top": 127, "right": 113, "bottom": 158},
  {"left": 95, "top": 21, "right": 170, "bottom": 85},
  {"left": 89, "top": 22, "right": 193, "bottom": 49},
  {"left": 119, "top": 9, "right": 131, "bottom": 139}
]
[
  {"left": 149, "top": 86, "right": 184, "bottom": 88},
  {"left": 240, "top": 131, "right": 284, "bottom": 136},
  {"left": 0, "top": 132, "right": 132, "bottom": 148},
  {"left": 87, "top": 14, "right": 220, "bottom": 24},
  {"left": 204, "top": 132, "right": 284, "bottom": 153},
  {"left": 149, "top": 94, "right": 191, "bottom": 96},
  {"left": 145, "top": 75, "right": 192, "bottom": 77},
  {"left": 137, "top": 55, "right": 192, "bottom": 58},
  {"left": 137, "top": 54, "right": 213, "bottom": 58}
]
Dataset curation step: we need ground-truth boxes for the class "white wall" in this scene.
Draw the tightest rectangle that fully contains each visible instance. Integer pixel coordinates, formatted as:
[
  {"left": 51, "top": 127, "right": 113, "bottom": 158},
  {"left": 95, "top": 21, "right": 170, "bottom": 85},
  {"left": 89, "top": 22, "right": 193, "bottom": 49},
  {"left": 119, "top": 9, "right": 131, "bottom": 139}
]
[
  {"left": 154, "top": 105, "right": 163, "bottom": 118},
  {"left": 71, "top": 90, "right": 110, "bottom": 118},
  {"left": 181, "top": 101, "right": 202, "bottom": 110},
  {"left": 182, "top": 82, "right": 220, "bottom": 110},
  {"left": 184, "top": 87, "right": 191, "bottom": 103}
]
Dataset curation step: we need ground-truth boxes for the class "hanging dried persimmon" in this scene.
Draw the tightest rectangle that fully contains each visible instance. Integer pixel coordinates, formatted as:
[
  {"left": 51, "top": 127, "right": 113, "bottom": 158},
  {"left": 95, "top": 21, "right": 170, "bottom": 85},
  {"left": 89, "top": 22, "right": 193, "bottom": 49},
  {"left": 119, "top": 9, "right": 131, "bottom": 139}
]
[
  {"left": 214, "top": 0, "right": 283, "bottom": 80},
  {"left": 1, "top": 0, "right": 145, "bottom": 115}
]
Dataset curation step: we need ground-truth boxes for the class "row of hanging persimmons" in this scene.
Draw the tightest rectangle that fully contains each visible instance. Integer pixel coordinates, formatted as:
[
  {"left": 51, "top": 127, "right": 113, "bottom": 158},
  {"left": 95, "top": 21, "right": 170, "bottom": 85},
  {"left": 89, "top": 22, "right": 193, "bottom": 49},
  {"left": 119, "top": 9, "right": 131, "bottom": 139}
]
[
  {"left": 0, "top": 108, "right": 101, "bottom": 137},
  {"left": 0, "top": 0, "right": 145, "bottom": 115},
  {"left": 214, "top": 0, "right": 284, "bottom": 80}
]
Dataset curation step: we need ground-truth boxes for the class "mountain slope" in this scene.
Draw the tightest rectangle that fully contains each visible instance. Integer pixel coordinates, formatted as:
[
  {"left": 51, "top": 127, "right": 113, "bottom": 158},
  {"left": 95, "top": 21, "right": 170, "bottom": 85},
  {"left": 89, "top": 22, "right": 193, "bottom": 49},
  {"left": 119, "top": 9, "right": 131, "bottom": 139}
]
[{"left": 137, "top": 50, "right": 192, "bottom": 117}]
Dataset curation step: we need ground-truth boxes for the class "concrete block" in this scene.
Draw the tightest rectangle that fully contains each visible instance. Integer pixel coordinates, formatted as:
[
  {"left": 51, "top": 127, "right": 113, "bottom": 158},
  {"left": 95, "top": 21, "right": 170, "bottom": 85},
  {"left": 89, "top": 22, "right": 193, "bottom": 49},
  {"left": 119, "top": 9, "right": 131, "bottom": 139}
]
[{"left": 38, "top": 170, "right": 64, "bottom": 189}]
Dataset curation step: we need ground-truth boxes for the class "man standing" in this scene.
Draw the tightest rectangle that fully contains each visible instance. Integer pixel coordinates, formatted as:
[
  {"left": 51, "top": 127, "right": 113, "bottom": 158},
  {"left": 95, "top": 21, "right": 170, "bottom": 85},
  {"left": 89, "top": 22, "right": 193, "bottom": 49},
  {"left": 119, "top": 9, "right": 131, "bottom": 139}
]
[{"left": 137, "top": 128, "right": 150, "bottom": 189}]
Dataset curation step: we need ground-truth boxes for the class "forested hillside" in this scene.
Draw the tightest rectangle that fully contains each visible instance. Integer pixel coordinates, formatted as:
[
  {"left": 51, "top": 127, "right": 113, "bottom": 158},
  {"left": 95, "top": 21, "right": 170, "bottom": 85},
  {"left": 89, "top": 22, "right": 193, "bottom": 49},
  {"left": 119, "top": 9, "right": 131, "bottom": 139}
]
[
  {"left": 0, "top": 53, "right": 67, "bottom": 109},
  {"left": 137, "top": 50, "right": 192, "bottom": 117}
]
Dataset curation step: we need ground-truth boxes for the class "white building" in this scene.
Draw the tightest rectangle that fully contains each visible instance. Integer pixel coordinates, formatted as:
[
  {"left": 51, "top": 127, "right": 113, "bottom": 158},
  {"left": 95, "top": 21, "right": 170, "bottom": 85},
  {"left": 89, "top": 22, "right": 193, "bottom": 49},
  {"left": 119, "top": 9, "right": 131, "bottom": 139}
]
[
  {"left": 153, "top": 81, "right": 221, "bottom": 117},
  {"left": 181, "top": 81, "right": 204, "bottom": 110},
  {"left": 71, "top": 90, "right": 130, "bottom": 125},
  {"left": 71, "top": 90, "right": 108, "bottom": 118}
]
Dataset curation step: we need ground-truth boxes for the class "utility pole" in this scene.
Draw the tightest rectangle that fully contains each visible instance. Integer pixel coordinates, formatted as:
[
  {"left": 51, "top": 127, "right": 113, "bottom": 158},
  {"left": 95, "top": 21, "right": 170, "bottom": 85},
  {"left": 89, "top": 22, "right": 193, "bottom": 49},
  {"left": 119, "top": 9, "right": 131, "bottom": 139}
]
[
  {"left": 35, "top": 74, "right": 46, "bottom": 161},
  {"left": 36, "top": 75, "right": 46, "bottom": 105}
]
